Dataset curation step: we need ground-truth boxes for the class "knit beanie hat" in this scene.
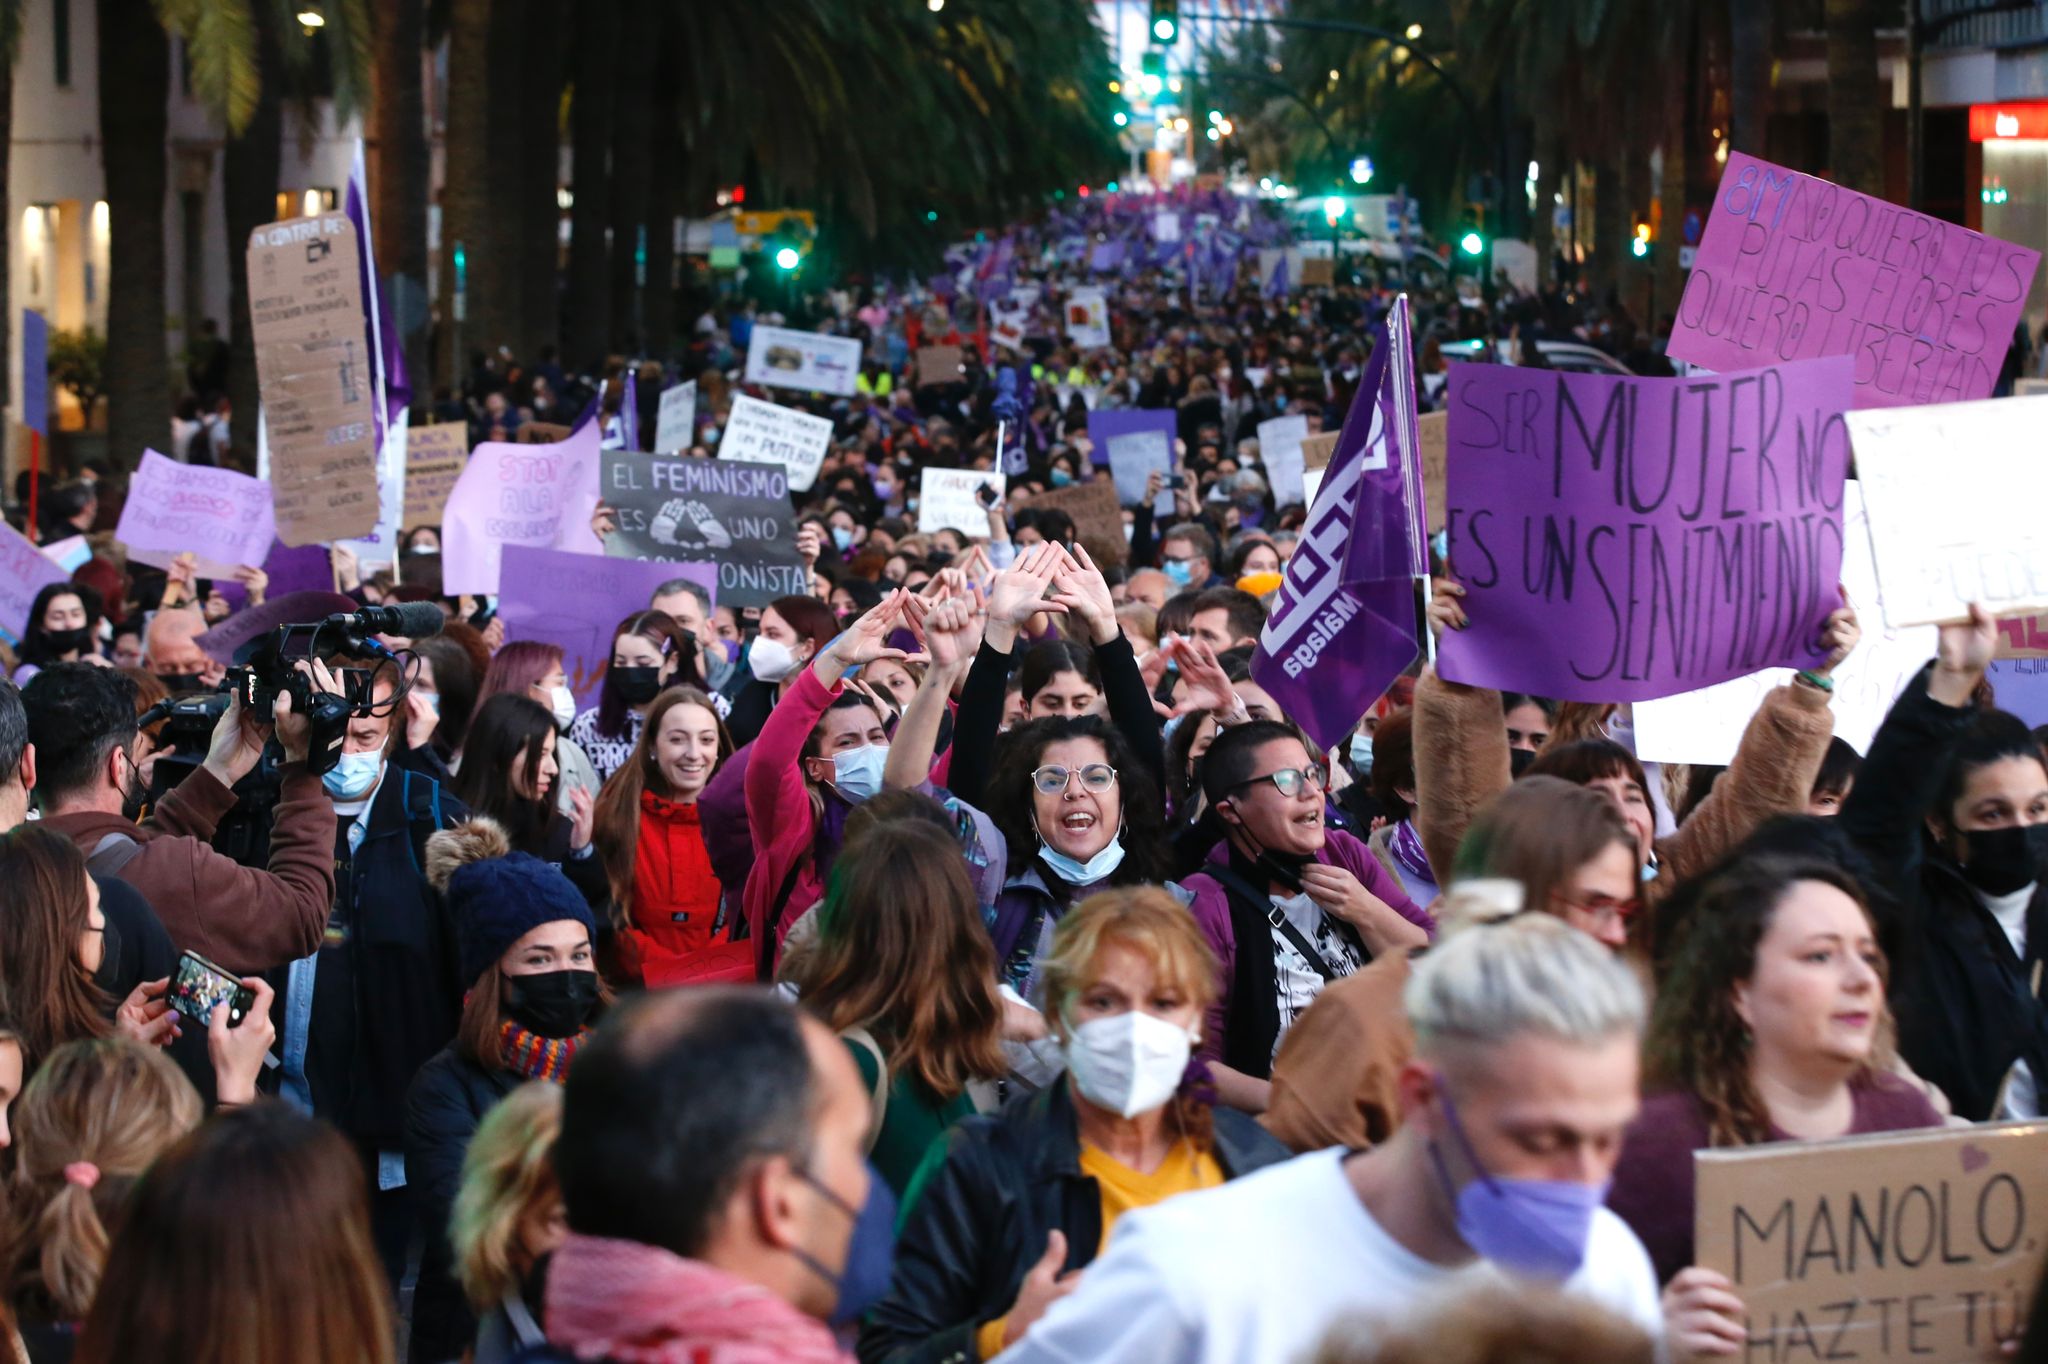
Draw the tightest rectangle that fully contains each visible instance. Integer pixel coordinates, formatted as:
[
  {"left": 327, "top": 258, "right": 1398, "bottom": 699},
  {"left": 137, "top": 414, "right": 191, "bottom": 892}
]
[{"left": 425, "top": 817, "right": 597, "bottom": 984}]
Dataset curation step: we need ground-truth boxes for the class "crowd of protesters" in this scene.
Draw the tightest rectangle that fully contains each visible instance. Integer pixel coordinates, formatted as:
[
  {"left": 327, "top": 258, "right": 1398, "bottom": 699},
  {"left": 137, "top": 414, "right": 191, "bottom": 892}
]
[{"left": 1, "top": 188, "right": 2046, "bottom": 1364}]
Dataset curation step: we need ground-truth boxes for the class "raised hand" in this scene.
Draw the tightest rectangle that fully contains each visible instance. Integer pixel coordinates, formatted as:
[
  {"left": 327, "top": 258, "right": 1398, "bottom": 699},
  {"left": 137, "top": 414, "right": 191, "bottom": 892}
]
[
  {"left": 819, "top": 591, "right": 927, "bottom": 685},
  {"left": 568, "top": 785, "right": 596, "bottom": 851},
  {"left": 1810, "top": 592, "right": 1860, "bottom": 679},
  {"left": 796, "top": 523, "right": 823, "bottom": 571},
  {"left": 1427, "top": 577, "right": 1468, "bottom": 638},
  {"left": 114, "top": 979, "right": 179, "bottom": 1049},
  {"left": 1050, "top": 542, "right": 1118, "bottom": 645},
  {"left": 914, "top": 590, "right": 985, "bottom": 672},
  {"left": 1931, "top": 602, "right": 1997, "bottom": 709},
  {"left": 1164, "top": 634, "right": 1244, "bottom": 721},
  {"left": 590, "top": 500, "right": 620, "bottom": 541},
  {"left": 984, "top": 543, "right": 1069, "bottom": 650},
  {"left": 209, "top": 976, "right": 278, "bottom": 1107}
]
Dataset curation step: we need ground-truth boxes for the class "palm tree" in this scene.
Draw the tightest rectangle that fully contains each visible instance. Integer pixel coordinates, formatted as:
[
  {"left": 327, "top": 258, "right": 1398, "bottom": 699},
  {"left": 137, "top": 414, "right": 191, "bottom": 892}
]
[
  {"left": 606, "top": 0, "right": 657, "bottom": 354},
  {"left": 98, "top": 0, "right": 172, "bottom": 469},
  {"left": 516, "top": 0, "right": 565, "bottom": 361},
  {"left": 1825, "top": 0, "right": 1884, "bottom": 193},
  {"left": 0, "top": 1, "right": 21, "bottom": 432},
  {"left": 372, "top": 0, "right": 429, "bottom": 399},
  {"left": 1728, "top": 0, "right": 1773, "bottom": 157},
  {"left": 562, "top": 0, "right": 615, "bottom": 368},
  {"left": 435, "top": 0, "right": 490, "bottom": 383}
]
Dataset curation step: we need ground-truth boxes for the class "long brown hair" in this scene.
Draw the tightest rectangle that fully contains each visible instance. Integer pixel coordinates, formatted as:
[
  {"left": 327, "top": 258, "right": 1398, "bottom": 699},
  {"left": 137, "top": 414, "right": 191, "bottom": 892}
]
[
  {"left": 591, "top": 687, "right": 733, "bottom": 924},
  {"left": 1450, "top": 778, "right": 1639, "bottom": 926},
  {"left": 0, "top": 825, "right": 113, "bottom": 1072},
  {"left": 74, "top": 1103, "right": 396, "bottom": 1364},
  {"left": 1, "top": 1039, "right": 201, "bottom": 1327},
  {"left": 1646, "top": 856, "right": 1893, "bottom": 1147},
  {"left": 801, "top": 821, "right": 1006, "bottom": 1100}
]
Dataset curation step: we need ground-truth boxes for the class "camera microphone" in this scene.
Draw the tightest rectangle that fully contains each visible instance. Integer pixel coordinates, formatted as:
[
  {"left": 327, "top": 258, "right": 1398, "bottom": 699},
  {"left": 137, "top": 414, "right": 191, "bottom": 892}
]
[{"left": 324, "top": 601, "right": 447, "bottom": 641}]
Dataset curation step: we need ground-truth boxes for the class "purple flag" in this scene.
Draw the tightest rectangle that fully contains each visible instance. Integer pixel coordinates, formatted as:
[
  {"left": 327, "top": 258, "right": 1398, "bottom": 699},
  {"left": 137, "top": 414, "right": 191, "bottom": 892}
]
[
  {"left": 1437, "top": 355, "right": 1855, "bottom": 702},
  {"left": 1251, "top": 297, "right": 1427, "bottom": 750},
  {"left": 1265, "top": 252, "right": 1290, "bottom": 299},
  {"left": 621, "top": 368, "right": 640, "bottom": 451},
  {"left": 343, "top": 142, "right": 410, "bottom": 443}
]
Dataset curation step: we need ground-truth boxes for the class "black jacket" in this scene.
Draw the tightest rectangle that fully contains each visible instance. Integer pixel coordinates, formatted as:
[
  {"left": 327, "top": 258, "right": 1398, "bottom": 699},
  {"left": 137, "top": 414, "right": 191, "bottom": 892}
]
[
  {"left": 857, "top": 1078, "right": 1289, "bottom": 1364},
  {"left": 405, "top": 1045, "right": 528, "bottom": 1364},
  {"left": 1840, "top": 673, "right": 2048, "bottom": 1121}
]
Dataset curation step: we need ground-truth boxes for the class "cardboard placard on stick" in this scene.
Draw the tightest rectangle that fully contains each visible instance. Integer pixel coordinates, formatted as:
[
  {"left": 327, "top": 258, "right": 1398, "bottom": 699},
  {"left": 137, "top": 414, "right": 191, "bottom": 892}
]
[
  {"left": 1416, "top": 410, "right": 1448, "bottom": 535},
  {"left": 1299, "top": 257, "right": 1335, "bottom": 287},
  {"left": 1300, "top": 431, "right": 1341, "bottom": 511},
  {"left": 1997, "top": 614, "right": 2048, "bottom": 660},
  {"left": 403, "top": 422, "right": 469, "bottom": 528},
  {"left": 1032, "top": 479, "right": 1127, "bottom": 565},
  {"left": 916, "top": 345, "right": 964, "bottom": 389},
  {"left": 517, "top": 422, "right": 574, "bottom": 445},
  {"left": 247, "top": 214, "right": 380, "bottom": 545},
  {"left": 1696, "top": 1121, "right": 2048, "bottom": 1362}
]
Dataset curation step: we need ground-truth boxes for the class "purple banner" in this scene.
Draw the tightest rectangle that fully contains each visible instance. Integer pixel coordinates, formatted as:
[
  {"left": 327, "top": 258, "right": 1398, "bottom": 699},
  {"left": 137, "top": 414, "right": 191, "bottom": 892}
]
[
  {"left": 1250, "top": 297, "right": 1427, "bottom": 750},
  {"left": 1086, "top": 407, "right": 1177, "bottom": 473},
  {"left": 1667, "top": 152, "right": 2039, "bottom": 410},
  {"left": 498, "top": 545, "right": 716, "bottom": 704},
  {"left": 1438, "top": 355, "right": 1856, "bottom": 703}
]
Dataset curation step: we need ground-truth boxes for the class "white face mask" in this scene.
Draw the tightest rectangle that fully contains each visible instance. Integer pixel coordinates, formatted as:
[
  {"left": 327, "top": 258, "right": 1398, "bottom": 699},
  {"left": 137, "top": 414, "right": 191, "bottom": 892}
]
[
  {"left": 749, "top": 637, "right": 802, "bottom": 684},
  {"left": 1064, "top": 1010, "right": 1195, "bottom": 1119},
  {"left": 548, "top": 685, "right": 578, "bottom": 730}
]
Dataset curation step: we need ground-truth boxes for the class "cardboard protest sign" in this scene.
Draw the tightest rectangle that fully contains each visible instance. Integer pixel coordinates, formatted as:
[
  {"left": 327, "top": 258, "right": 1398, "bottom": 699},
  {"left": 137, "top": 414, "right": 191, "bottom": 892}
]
[
  {"left": 599, "top": 451, "right": 806, "bottom": 607},
  {"left": 1849, "top": 393, "right": 2048, "bottom": 629},
  {"left": 652, "top": 381, "right": 698, "bottom": 454},
  {"left": 1997, "top": 615, "right": 2048, "bottom": 660},
  {"left": 1258, "top": 414, "right": 1309, "bottom": 509},
  {"left": 1092, "top": 409, "right": 1177, "bottom": 515},
  {"left": 1299, "top": 257, "right": 1335, "bottom": 287},
  {"left": 114, "top": 449, "right": 277, "bottom": 579},
  {"left": 403, "top": 422, "right": 469, "bottom": 528},
  {"left": 1668, "top": 152, "right": 2040, "bottom": 410},
  {"left": 1416, "top": 410, "right": 1448, "bottom": 535},
  {"left": 1065, "top": 288, "right": 1111, "bottom": 349},
  {"left": 1301, "top": 430, "right": 1340, "bottom": 510},
  {"left": 1032, "top": 479, "right": 1127, "bottom": 565},
  {"left": 499, "top": 546, "right": 717, "bottom": 705},
  {"left": 439, "top": 420, "right": 601, "bottom": 596},
  {"left": 0, "top": 520, "right": 71, "bottom": 645},
  {"left": 517, "top": 422, "right": 573, "bottom": 444},
  {"left": 1633, "top": 481, "right": 1938, "bottom": 766},
  {"left": 1439, "top": 356, "right": 1856, "bottom": 703},
  {"left": 1696, "top": 1121, "right": 2048, "bottom": 1362},
  {"left": 915, "top": 346, "right": 963, "bottom": 389},
  {"left": 247, "top": 214, "right": 380, "bottom": 544},
  {"left": 718, "top": 393, "right": 833, "bottom": 494},
  {"left": 917, "top": 468, "right": 1006, "bottom": 536},
  {"left": 742, "top": 324, "right": 861, "bottom": 397}
]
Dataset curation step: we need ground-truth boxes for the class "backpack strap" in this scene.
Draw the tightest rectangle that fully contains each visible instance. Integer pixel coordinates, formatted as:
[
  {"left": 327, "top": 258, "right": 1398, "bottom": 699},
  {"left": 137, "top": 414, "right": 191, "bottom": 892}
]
[
  {"left": 86, "top": 831, "right": 143, "bottom": 878},
  {"left": 841, "top": 1024, "right": 892, "bottom": 1155},
  {"left": 399, "top": 769, "right": 447, "bottom": 872},
  {"left": 1203, "top": 860, "right": 1347, "bottom": 982},
  {"left": 753, "top": 853, "right": 810, "bottom": 982}
]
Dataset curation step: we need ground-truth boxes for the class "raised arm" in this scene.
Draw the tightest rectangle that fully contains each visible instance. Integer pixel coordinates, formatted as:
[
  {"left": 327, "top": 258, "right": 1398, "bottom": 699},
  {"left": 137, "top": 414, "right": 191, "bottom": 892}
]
[
  {"left": 1051, "top": 543, "right": 1164, "bottom": 785},
  {"left": 885, "top": 593, "right": 977, "bottom": 792}
]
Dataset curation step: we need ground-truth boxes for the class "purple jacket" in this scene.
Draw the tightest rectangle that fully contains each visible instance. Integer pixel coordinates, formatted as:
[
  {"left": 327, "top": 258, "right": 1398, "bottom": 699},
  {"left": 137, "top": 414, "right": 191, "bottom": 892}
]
[{"left": 1181, "top": 829, "right": 1433, "bottom": 1065}]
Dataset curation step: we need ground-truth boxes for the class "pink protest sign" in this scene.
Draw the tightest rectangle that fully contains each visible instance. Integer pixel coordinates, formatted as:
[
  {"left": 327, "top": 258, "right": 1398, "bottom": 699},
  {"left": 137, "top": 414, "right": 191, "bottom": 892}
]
[
  {"left": 1668, "top": 152, "right": 2039, "bottom": 409},
  {"left": 0, "top": 521, "right": 71, "bottom": 644},
  {"left": 1438, "top": 356, "right": 1855, "bottom": 703},
  {"left": 114, "top": 449, "right": 277, "bottom": 580},
  {"left": 439, "top": 420, "right": 602, "bottom": 595}
]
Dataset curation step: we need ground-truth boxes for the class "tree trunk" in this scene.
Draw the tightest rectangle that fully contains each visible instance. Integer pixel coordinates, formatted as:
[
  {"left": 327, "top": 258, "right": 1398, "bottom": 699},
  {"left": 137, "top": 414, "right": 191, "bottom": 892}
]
[
  {"left": 1654, "top": 17, "right": 1694, "bottom": 336},
  {"left": 481, "top": 0, "right": 525, "bottom": 353},
  {"left": 1592, "top": 160, "right": 1629, "bottom": 308},
  {"left": 642, "top": 26, "right": 680, "bottom": 361},
  {"left": 1530, "top": 121, "right": 1559, "bottom": 291},
  {"left": 372, "top": 0, "right": 430, "bottom": 397},
  {"left": 98, "top": 0, "right": 171, "bottom": 470},
  {"left": 1825, "top": 0, "right": 1883, "bottom": 193},
  {"left": 1728, "top": 0, "right": 1772, "bottom": 158},
  {"left": 437, "top": 0, "right": 491, "bottom": 384},
  {"left": 222, "top": 7, "right": 282, "bottom": 471},
  {"left": 563, "top": 1, "right": 617, "bottom": 368},
  {"left": 518, "top": 0, "right": 566, "bottom": 360},
  {"left": 0, "top": 32, "right": 13, "bottom": 437},
  {"left": 606, "top": 0, "right": 656, "bottom": 354}
]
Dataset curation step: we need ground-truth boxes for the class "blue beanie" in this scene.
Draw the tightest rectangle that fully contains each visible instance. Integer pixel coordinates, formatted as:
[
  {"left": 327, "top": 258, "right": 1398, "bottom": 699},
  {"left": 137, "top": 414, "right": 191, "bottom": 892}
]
[{"left": 447, "top": 851, "right": 597, "bottom": 985}]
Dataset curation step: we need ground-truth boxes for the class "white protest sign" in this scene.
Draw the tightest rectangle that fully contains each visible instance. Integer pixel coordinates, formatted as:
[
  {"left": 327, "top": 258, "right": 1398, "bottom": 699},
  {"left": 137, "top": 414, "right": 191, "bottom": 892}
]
[
  {"left": 653, "top": 380, "right": 698, "bottom": 453},
  {"left": 1106, "top": 430, "right": 1175, "bottom": 517},
  {"left": 917, "top": 468, "right": 1006, "bottom": 536},
  {"left": 743, "top": 325, "right": 862, "bottom": 397},
  {"left": 1065, "top": 288, "right": 1110, "bottom": 349},
  {"left": 1850, "top": 393, "right": 2048, "bottom": 629},
  {"left": 335, "top": 407, "right": 410, "bottom": 567},
  {"left": 1634, "top": 482, "right": 1938, "bottom": 766},
  {"left": 114, "top": 449, "right": 278, "bottom": 579},
  {"left": 1153, "top": 213, "right": 1181, "bottom": 243},
  {"left": 1258, "top": 414, "right": 1310, "bottom": 509},
  {"left": 719, "top": 393, "right": 833, "bottom": 493}
]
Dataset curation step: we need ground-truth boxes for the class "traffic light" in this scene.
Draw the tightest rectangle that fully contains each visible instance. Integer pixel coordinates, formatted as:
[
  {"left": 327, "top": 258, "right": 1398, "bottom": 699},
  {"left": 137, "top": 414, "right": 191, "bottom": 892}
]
[
  {"left": 1140, "top": 50, "right": 1165, "bottom": 79},
  {"left": 1456, "top": 204, "right": 1487, "bottom": 258},
  {"left": 774, "top": 247, "right": 800, "bottom": 271},
  {"left": 1632, "top": 221, "right": 1653, "bottom": 258},
  {"left": 1150, "top": 0, "right": 1178, "bottom": 43}
]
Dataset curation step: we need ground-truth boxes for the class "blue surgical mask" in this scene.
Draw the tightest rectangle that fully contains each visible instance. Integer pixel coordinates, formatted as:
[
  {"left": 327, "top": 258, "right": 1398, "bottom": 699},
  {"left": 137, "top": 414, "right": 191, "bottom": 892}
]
[
  {"left": 321, "top": 749, "right": 382, "bottom": 801},
  {"left": 1036, "top": 816, "right": 1128, "bottom": 885},
  {"left": 830, "top": 744, "right": 888, "bottom": 803},
  {"left": 832, "top": 526, "right": 855, "bottom": 552},
  {"left": 1428, "top": 1082, "right": 1605, "bottom": 1281},
  {"left": 1163, "top": 558, "right": 1194, "bottom": 588},
  {"left": 1348, "top": 733, "right": 1373, "bottom": 774},
  {"left": 1049, "top": 467, "right": 1074, "bottom": 487},
  {"left": 793, "top": 1161, "right": 897, "bottom": 1328}
]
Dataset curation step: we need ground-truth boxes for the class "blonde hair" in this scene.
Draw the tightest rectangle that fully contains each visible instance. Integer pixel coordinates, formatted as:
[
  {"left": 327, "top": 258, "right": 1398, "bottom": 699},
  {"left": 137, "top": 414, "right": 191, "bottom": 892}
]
[
  {"left": 451, "top": 1082, "right": 564, "bottom": 1310},
  {"left": 1040, "top": 886, "right": 1219, "bottom": 1036},
  {"left": 1, "top": 1039, "right": 202, "bottom": 1325},
  {"left": 1405, "top": 914, "right": 1645, "bottom": 1057}
]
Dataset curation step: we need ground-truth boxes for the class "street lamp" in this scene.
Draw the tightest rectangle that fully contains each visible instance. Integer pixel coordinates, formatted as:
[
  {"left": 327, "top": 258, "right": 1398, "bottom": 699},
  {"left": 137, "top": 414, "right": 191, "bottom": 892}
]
[
  {"left": 1323, "top": 195, "right": 1347, "bottom": 223},
  {"left": 1349, "top": 156, "right": 1373, "bottom": 185},
  {"left": 1405, "top": 23, "right": 1422, "bottom": 39}
]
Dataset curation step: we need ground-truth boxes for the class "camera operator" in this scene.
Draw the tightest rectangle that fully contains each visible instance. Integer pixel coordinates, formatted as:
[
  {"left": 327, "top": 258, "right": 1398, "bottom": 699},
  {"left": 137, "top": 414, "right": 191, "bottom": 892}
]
[
  {"left": 21, "top": 660, "right": 339, "bottom": 977},
  {"left": 271, "top": 655, "right": 469, "bottom": 1291}
]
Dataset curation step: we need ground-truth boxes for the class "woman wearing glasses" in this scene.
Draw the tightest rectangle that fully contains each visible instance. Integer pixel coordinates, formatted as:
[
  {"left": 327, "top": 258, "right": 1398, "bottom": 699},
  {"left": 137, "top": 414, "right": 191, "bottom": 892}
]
[{"left": 1179, "top": 720, "right": 1433, "bottom": 1115}]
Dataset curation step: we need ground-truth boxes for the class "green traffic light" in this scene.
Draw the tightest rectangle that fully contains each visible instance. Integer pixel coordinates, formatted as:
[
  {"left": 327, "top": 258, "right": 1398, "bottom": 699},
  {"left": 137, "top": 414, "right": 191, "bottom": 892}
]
[
  {"left": 1113, "top": 111, "right": 1128, "bottom": 126},
  {"left": 774, "top": 247, "right": 800, "bottom": 270},
  {"left": 1153, "top": 16, "right": 1176, "bottom": 40},
  {"left": 1459, "top": 232, "right": 1484, "bottom": 256}
]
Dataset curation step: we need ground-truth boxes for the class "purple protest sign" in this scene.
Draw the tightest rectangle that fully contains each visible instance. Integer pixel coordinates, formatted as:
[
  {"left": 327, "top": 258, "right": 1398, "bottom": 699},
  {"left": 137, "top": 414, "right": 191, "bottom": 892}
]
[
  {"left": 441, "top": 420, "right": 603, "bottom": 596},
  {"left": 1438, "top": 355, "right": 1856, "bottom": 703},
  {"left": 1667, "top": 152, "right": 2039, "bottom": 410},
  {"left": 114, "top": 450, "right": 277, "bottom": 580},
  {"left": 0, "top": 520, "right": 71, "bottom": 644},
  {"left": 1250, "top": 297, "right": 1428, "bottom": 750},
  {"left": 498, "top": 546, "right": 716, "bottom": 704},
  {"left": 1086, "top": 407, "right": 1176, "bottom": 476}
]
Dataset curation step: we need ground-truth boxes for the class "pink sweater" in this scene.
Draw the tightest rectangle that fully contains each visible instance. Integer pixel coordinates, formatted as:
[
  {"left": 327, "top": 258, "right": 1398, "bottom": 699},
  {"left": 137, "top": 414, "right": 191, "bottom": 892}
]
[{"left": 742, "top": 667, "right": 839, "bottom": 963}]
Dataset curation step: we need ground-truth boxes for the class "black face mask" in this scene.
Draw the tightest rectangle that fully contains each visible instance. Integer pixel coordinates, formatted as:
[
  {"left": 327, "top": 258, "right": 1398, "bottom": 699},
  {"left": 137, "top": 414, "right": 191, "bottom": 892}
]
[
  {"left": 156, "top": 672, "right": 209, "bottom": 695},
  {"left": 501, "top": 969, "right": 600, "bottom": 1039},
  {"left": 1957, "top": 825, "right": 2048, "bottom": 897},
  {"left": 1509, "top": 747, "right": 1538, "bottom": 779},
  {"left": 43, "top": 626, "right": 94, "bottom": 656},
  {"left": 611, "top": 666, "right": 664, "bottom": 706}
]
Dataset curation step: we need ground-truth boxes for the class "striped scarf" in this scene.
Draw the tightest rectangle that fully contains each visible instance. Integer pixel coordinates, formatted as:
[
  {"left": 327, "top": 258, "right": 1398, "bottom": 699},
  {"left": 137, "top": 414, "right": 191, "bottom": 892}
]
[{"left": 498, "top": 1020, "right": 590, "bottom": 1084}]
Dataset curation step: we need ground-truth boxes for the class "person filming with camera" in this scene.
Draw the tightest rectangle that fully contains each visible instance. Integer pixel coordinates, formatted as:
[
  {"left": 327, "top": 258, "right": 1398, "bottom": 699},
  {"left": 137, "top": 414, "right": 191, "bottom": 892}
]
[{"left": 21, "top": 658, "right": 341, "bottom": 977}]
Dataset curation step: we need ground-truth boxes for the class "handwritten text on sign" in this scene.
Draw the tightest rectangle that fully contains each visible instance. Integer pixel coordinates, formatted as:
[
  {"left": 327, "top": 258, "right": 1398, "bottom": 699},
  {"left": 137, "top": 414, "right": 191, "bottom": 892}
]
[
  {"left": 1697, "top": 1121, "right": 2048, "bottom": 1362},
  {"left": 1667, "top": 152, "right": 2040, "bottom": 410},
  {"left": 438, "top": 421, "right": 599, "bottom": 596},
  {"left": 1438, "top": 357, "right": 1855, "bottom": 703},
  {"left": 1848, "top": 393, "right": 2048, "bottom": 629},
  {"left": 115, "top": 449, "right": 277, "bottom": 579},
  {"left": 718, "top": 393, "right": 832, "bottom": 494},
  {"left": 600, "top": 452, "right": 807, "bottom": 608}
]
